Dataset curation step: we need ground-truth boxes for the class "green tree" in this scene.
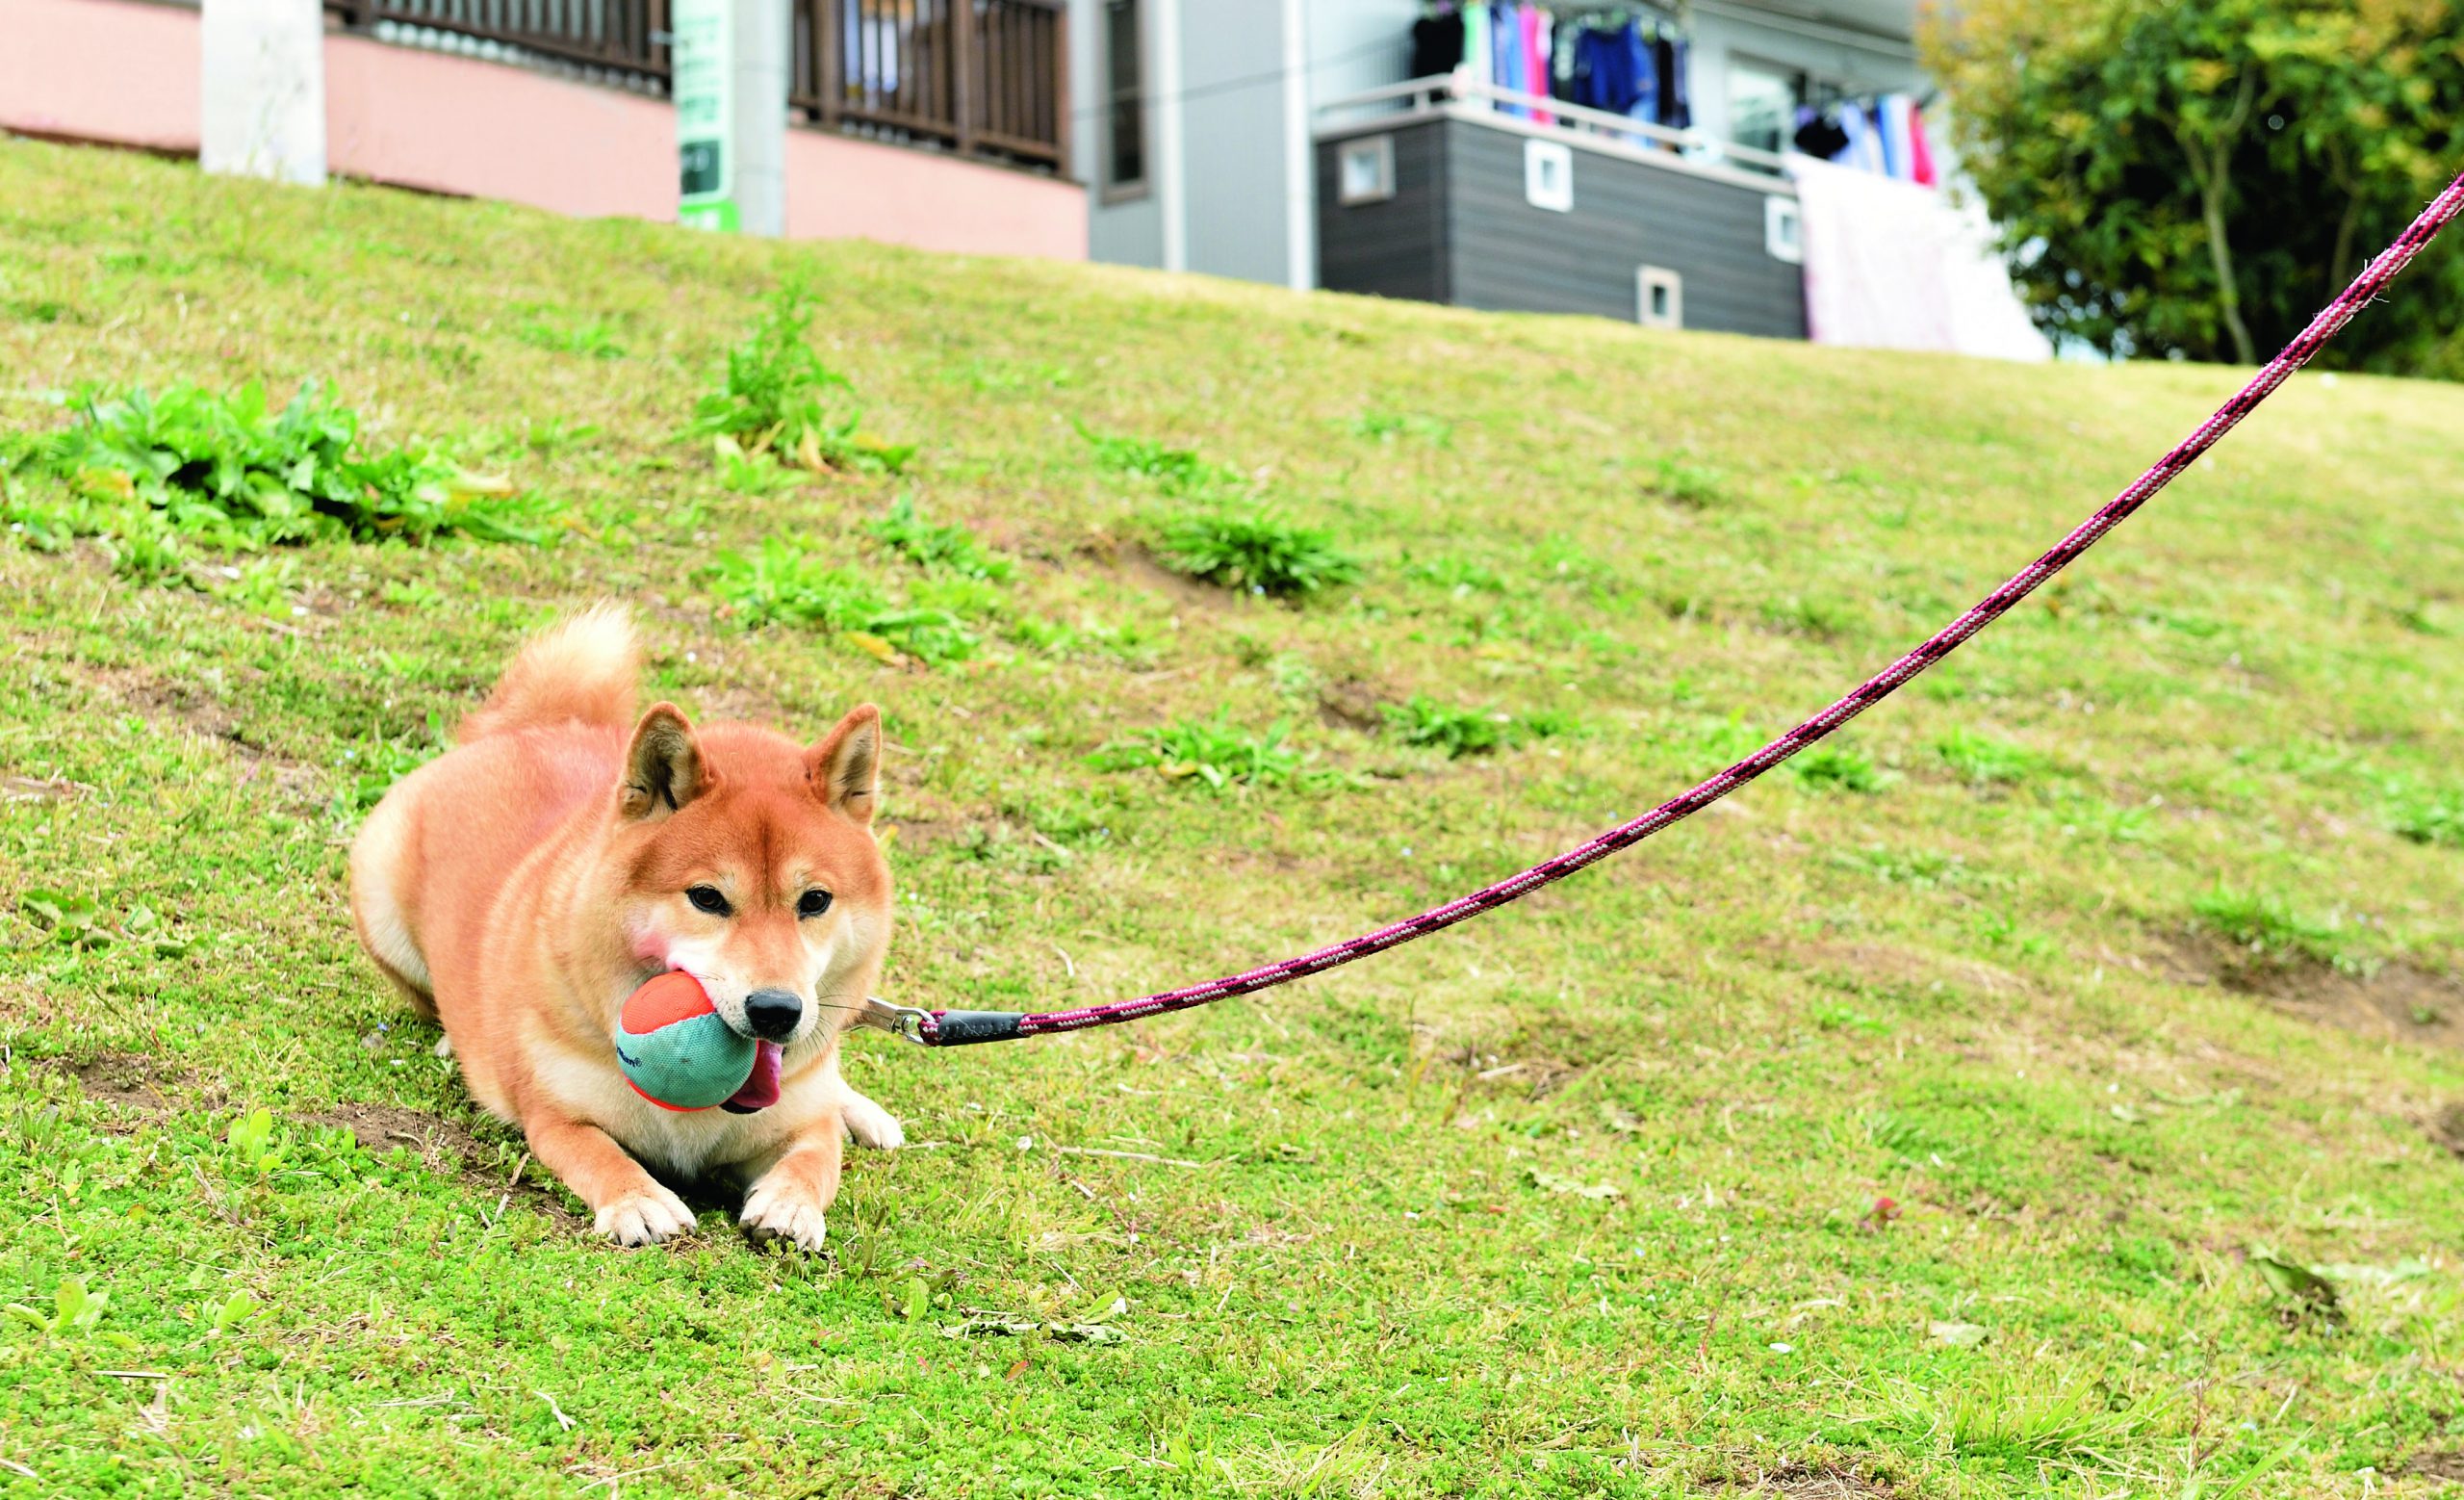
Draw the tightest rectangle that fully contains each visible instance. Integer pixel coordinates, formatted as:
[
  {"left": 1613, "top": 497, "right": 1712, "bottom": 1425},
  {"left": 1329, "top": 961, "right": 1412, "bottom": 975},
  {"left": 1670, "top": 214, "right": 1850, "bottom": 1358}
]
[{"left": 1924, "top": 0, "right": 2464, "bottom": 375}]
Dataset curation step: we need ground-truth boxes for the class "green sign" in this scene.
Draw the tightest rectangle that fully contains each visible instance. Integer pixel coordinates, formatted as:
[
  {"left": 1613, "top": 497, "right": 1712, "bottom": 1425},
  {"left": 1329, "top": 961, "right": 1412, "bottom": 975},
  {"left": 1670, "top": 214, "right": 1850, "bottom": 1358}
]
[{"left": 674, "top": 0, "right": 736, "bottom": 231}]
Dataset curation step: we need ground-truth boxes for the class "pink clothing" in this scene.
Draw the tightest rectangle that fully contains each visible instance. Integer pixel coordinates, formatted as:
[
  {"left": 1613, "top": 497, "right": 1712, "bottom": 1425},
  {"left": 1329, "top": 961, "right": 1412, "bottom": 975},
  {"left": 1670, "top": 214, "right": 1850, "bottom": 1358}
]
[
  {"left": 1910, "top": 104, "right": 1937, "bottom": 187},
  {"left": 1521, "top": 7, "right": 1552, "bottom": 124}
]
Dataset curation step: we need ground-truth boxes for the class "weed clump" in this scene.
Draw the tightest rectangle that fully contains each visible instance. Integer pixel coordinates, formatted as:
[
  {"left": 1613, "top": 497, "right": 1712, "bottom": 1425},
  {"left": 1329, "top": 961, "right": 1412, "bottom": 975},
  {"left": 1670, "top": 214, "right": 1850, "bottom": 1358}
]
[
  {"left": 2388, "top": 785, "right": 2464, "bottom": 847},
  {"left": 1, "top": 381, "right": 554, "bottom": 578},
  {"left": 1077, "top": 423, "right": 1226, "bottom": 495},
  {"left": 1934, "top": 729, "right": 2046, "bottom": 785},
  {"left": 705, "top": 538, "right": 978, "bottom": 667},
  {"left": 865, "top": 494, "right": 1012, "bottom": 581},
  {"left": 689, "top": 281, "right": 912, "bottom": 476},
  {"left": 1789, "top": 742, "right": 1887, "bottom": 793},
  {"left": 1153, "top": 509, "right": 1361, "bottom": 600},
  {"left": 2191, "top": 888, "right": 2365, "bottom": 973},
  {"left": 1642, "top": 454, "right": 1730, "bottom": 510},
  {"left": 1090, "top": 713, "right": 1322, "bottom": 792},
  {"left": 1380, "top": 695, "right": 1573, "bottom": 758},
  {"left": 1078, "top": 425, "right": 1362, "bottom": 599}
]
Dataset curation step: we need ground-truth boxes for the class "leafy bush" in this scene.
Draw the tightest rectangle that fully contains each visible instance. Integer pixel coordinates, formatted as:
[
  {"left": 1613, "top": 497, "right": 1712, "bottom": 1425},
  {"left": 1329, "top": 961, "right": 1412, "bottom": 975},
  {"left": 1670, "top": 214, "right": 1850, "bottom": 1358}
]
[
  {"left": 688, "top": 282, "right": 912, "bottom": 475},
  {"left": 1153, "top": 508, "right": 1361, "bottom": 599},
  {"left": 1090, "top": 714, "right": 1315, "bottom": 792},
  {"left": 1789, "top": 742, "right": 1886, "bottom": 793},
  {"left": 0, "top": 381, "right": 552, "bottom": 564},
  {"left": 1380, "top": 695, "right": 1573, "bottom": 758},
  {"left": 865, "top": 494, "right": 1013, "bottom": 581}
]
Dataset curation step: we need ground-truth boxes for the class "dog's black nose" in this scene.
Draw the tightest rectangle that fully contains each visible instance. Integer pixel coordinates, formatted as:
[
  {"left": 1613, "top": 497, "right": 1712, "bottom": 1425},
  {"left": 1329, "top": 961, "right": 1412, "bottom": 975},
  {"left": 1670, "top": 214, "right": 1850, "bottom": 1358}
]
[{"left": 743, "top": 990, "right": 803, "bottom": 1041}]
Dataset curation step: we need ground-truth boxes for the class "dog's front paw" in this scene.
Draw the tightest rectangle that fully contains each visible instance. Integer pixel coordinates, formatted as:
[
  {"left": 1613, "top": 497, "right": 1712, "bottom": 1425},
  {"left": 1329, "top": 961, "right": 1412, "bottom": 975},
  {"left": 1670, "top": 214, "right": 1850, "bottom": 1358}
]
[
  {"left": 841, "top": 1089, "right": 905, "bottom": 1151},
  {"left": 740, "top": 1177, "right": 829, "bottom": 1251},
  {"left": 595, "top": 1183, "right": 694, "bottom": 1247}
]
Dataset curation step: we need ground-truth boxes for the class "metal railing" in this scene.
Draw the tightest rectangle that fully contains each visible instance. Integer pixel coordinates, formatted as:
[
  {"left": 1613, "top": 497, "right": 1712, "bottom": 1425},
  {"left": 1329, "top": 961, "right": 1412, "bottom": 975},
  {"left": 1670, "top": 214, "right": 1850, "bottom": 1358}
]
[
  {"left": 322, "top": 0, "right": 1067, "bottom": 170},
  {"left": 1315, "top": 70, "right": 1791, "bottom": 185},
  {"left": 791, "top": 0, "right": 1066, "bottom": 170}
]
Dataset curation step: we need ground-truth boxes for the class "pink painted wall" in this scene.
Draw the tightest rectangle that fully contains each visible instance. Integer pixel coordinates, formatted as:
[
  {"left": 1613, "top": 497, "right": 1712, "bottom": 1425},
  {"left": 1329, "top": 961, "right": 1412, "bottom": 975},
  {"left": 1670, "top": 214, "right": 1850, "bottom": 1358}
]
[
  {"left": 2, "top": 0, "right": 1088, "bottom": 261},
  {"left": 1, "top": 0, "right": 202, "bottom": 153}
]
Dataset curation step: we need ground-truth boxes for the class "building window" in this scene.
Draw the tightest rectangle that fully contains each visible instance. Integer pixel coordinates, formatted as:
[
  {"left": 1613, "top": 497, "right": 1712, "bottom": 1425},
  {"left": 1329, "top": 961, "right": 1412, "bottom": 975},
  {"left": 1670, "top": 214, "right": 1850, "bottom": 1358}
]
[
  {"left": 1102, "top": 0, "right": 1146, "bottom": 196},
  {"left": 1729, "top": 58, "right": 1806, "bottom": 158},
  {"left": 1637, "top": 266, "right": 1683, "bottom": 329},
  {"left": 1337, "top": 135, "right": 1395, "bottom": 206},
  {"left": 1524, "top": 139, "right": 1573, "bottom": 213},
  {"left": 1764, "top": 196, "right": 1803, "bottom": 264}
]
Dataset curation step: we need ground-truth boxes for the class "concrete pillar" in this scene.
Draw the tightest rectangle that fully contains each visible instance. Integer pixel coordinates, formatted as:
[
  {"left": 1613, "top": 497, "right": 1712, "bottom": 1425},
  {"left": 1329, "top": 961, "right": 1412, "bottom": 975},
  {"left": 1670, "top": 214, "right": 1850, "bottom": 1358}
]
[
  {"left": 1153, "top": 0, "right": 1186, "bottom": 273},
  {"left": 1280, "top": 0, "right": 1312, "bottom": 291},
  {"left": 730, "top": 0, "right": 788, "bottom": 237},
  {"left": 200, "top": 0, "right": 325, "bottom": 187}
]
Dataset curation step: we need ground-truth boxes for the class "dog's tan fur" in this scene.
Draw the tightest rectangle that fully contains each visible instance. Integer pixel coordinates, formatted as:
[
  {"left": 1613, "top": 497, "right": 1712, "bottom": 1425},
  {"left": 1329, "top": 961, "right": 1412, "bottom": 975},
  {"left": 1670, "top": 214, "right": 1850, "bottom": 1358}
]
[{"left": 348, "top": 606, "right": 899, "bottom": 1247}]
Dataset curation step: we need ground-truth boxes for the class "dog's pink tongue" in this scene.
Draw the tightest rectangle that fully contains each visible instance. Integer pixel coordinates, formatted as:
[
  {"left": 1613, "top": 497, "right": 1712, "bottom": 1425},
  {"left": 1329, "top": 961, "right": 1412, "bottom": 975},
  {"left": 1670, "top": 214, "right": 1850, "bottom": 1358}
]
[{"left": 727, "top": 1040, "right": 783, "bottom": 1111}]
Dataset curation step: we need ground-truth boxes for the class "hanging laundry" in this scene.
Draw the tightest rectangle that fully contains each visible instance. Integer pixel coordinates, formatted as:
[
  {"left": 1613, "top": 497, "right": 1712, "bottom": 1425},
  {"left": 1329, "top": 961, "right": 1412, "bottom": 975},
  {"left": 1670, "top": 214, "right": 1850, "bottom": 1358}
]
[
  {"left": 1909, "top": 103, "right": 1938, "bottom": 187},
  {"left": 1665, "top": 35, "right": 1685, "bottom": 129},
  {"left": 1526, "top": 8, "right": 1553, "bottom": 125},
  {"left": 1411, "top": 11, "right": 1463, "bottom": 79},
  {"left": 1793, "top": 106, "right": 1849, "bottom": 161},
  {"left": 1627, "top": 21, "right": 1658, "bottom": 132},
  {"left": 1464, "top": 2, "right": 1492, "bottom": 99},
  {"left": 1835, "top": 103, "right": 1882, "bottom": 174},
  {"left": 1878, "top": 93, "right": 1916, "bottom": 181},
  {"left": 1788, "top": 152, "right": 2051, "bottom": 360},
  {"left": 1493, "top": 5, "right": 1521, "bottom": 117}
]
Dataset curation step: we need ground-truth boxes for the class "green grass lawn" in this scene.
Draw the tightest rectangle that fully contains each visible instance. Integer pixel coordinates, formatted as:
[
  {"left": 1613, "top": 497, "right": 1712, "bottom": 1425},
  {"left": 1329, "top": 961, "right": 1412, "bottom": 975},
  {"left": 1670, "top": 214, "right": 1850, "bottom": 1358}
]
[{"left": 4, "top": 136, "right": 2464, "bottom": 1498}]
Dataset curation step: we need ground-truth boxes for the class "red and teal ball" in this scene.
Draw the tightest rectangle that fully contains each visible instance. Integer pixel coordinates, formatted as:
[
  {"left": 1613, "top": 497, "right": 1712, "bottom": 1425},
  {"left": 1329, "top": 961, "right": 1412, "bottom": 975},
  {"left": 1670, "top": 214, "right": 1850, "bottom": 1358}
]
[{"left": 615, "top": 971, "right": 756, "bottom": 1112}]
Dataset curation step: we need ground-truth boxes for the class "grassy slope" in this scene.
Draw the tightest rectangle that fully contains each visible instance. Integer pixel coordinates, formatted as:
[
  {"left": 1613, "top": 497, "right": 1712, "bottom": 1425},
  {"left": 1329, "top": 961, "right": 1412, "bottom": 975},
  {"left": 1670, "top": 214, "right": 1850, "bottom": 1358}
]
[{"left": 2, "top": 137, "right": 2462, "bottom": 1498}]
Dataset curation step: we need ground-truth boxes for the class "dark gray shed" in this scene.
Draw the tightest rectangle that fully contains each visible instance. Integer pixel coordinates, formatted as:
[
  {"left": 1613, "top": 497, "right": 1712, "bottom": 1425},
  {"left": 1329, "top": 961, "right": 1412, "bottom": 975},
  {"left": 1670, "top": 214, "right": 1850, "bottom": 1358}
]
[{"left": 1316, "top": 106, "right": 1808, "bottom": 340}]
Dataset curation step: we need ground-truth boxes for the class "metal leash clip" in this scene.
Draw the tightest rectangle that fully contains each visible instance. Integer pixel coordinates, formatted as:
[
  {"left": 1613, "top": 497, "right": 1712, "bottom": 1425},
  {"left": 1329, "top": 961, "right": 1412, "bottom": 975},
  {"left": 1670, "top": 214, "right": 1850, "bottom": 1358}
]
[{"left": 858, "top": 996, "right": 934, "bottom": 1045}]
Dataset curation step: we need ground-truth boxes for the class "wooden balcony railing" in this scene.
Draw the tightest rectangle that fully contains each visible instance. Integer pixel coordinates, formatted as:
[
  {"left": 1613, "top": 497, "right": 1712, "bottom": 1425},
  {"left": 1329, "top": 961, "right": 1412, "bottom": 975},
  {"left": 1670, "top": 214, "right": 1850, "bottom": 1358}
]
[{"left": 322, "top": 0, "right": 1067, "bottom": 172}]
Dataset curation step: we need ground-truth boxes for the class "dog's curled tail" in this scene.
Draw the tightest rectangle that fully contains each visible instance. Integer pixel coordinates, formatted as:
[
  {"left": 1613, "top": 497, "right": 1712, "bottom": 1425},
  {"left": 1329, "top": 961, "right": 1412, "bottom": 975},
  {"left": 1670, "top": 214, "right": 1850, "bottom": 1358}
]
[{"left": 458, "top": 603, "right": 640, "bottom": 743}]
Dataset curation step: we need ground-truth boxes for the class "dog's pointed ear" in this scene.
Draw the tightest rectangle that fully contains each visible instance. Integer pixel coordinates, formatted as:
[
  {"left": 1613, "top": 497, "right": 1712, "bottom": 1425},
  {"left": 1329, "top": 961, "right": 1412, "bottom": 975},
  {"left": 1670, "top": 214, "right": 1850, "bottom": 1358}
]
[
  {"left": 807, "top": 705, "right": 882, "bottom": 826},
  {"left": 619, "top": 704, "right": 710, "bottom": 821}
]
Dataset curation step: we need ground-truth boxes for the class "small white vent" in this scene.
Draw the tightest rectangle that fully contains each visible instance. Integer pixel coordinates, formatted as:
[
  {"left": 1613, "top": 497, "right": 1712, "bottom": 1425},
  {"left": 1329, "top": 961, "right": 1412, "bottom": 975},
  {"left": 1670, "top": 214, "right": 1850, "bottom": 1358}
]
[
  {"left": 1636, "top": 266, "right": 1683, "bottom": 329},
  {"left": 1524, "top": 139, "right": 1574, "bottom": 213},
  {"left": 1764, "top": 195, "right": 1803, "bottom": 264},
  {"left": 1338, "top": 135, "right": 1396, "bottom": 206}
]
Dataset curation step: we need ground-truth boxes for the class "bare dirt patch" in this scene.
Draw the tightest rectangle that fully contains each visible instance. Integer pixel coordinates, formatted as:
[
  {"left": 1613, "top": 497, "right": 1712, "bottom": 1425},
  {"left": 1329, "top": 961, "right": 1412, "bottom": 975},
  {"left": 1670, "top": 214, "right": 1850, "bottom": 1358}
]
[
  {"left": 2162, "top": 934, "right": 2464, "bottom": 1054},
  {"left": 1725, "top": 1461, "right": 1896, "bottom": 1497},
  {"left": 102, "top": 664, "right": 259, "bottom": 754},
  {"left": 58, "top": 1049, "right": 192, "bottom": 1118},
  {"left": 1317, "top": 678, "right": 1387, "bottom": 734},
  {"left": 2398, "top": 1448, "right": 2464, "bottom": 1482},
  {"left": 1117, "top": 545, "right": 1238, "bottom": 614},
  {"left": 2427, "top": 1102, "right": 2464, "bottom": 1160},
  {"left": 304, "top": 1101, "right": 580, "bottom": 1223}
]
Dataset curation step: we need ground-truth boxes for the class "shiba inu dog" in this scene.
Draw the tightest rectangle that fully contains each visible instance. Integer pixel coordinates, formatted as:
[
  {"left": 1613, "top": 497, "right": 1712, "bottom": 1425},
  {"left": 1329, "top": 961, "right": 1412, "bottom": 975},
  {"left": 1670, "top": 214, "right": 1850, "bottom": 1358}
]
[{"left": 347, "top": 605, "right": 900, "bottom": 1248}]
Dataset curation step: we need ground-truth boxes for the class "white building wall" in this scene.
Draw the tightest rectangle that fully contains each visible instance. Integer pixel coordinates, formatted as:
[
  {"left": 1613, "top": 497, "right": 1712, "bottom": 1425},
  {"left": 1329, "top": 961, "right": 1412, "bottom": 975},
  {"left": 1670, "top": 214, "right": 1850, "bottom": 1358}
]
[{"left": 1074, "top": 0, "right": 1929, "bottom": 288}]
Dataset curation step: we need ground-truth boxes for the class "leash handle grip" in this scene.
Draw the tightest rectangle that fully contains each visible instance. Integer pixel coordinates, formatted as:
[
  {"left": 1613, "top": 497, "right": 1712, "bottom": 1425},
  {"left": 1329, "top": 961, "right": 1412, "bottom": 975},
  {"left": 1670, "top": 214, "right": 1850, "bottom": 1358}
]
[{"left": 925, "top": 1010, "right": 1025, "bottom": 1046}]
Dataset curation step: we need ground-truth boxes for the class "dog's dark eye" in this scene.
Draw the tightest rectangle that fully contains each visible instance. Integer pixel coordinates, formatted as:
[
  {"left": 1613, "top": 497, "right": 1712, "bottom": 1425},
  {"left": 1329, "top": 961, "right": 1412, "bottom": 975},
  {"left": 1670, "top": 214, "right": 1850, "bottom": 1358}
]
[
  {"left": 797, "top": 890, "right": 834, "bottom": 919},
  {"left": 685, "top": 885, "right": 732, "bottom": 917}
]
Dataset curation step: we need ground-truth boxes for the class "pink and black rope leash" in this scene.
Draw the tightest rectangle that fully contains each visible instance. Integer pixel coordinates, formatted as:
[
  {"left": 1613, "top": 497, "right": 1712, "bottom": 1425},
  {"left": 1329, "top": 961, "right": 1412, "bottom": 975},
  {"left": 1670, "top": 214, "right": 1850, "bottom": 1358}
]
[{"left": 895, "top": 170, "right": 2464, "bottom": 1047}]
